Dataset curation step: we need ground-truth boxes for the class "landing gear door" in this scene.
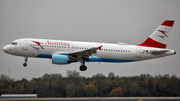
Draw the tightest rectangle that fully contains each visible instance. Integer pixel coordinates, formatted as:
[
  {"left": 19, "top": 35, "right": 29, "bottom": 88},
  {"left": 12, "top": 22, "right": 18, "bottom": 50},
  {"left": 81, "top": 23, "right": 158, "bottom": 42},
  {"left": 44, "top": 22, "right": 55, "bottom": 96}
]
[
  {"left": 23, "top": 40, "right": 28, "bottom": 50},
  {"left": 135, "top": 47, "right": 141, "bottom": 58}
]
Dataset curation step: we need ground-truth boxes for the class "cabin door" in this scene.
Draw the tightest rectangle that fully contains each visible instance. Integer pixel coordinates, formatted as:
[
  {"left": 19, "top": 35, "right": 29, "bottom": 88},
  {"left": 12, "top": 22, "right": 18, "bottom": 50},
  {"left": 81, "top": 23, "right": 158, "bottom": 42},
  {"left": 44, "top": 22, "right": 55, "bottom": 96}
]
[
  {"left": 23, "top": 40, "right": 28, "bottom": 50},
  {"left": 135, "top": 47, "right": 141, "bottom": 57}
]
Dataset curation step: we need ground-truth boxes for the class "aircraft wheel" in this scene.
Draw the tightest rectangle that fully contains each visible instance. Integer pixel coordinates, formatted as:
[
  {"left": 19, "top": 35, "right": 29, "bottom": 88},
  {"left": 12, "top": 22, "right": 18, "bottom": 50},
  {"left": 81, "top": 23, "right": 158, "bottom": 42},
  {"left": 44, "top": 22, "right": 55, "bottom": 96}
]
[
  {"left": 23, "top": 63, "right": 27, "bottom": 67},
  {"left": 80, "top": 65, "right": 87, "bottom": 71}
]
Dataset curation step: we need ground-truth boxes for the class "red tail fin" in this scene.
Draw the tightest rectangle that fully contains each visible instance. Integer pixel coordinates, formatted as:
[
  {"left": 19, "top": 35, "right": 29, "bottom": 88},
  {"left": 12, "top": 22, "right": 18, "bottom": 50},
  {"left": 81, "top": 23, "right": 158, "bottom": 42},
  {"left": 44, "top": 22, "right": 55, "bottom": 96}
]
[{"left": 138, "top": 20, "right": 174, "bottom": 49}]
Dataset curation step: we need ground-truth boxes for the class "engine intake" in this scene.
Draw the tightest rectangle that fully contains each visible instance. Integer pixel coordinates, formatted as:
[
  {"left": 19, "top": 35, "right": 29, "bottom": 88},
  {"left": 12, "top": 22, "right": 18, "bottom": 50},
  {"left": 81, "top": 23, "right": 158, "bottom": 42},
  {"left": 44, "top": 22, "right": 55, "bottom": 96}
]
[{"left": 52, "top": 54, "right": 75, "bottom": 65}]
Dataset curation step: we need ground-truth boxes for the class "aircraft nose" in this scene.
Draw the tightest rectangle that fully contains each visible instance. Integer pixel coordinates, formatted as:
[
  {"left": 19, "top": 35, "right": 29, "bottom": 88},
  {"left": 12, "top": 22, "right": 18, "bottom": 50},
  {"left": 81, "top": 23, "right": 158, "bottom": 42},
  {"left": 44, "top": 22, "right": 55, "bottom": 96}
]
[{"left": 3, "top": 45, "right": 9, "bottom": 53}]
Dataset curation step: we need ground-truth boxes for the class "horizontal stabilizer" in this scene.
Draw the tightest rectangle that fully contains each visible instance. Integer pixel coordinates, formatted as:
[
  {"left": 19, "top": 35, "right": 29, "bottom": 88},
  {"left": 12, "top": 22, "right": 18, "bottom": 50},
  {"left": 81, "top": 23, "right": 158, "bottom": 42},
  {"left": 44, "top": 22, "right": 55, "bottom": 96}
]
[{"left": 150, "top": 49, "right": 170, "bottom": 55}]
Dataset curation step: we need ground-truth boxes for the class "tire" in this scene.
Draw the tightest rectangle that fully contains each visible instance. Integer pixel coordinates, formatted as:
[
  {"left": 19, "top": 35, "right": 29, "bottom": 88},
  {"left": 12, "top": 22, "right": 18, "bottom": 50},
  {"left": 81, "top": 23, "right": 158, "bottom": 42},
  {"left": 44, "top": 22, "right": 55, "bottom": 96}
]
[
  {"left": 80, "top": 65, "right": 87, "bottom": 71},
  {"left": 23, "top": 63, "right": 27, "bottom": 67}
]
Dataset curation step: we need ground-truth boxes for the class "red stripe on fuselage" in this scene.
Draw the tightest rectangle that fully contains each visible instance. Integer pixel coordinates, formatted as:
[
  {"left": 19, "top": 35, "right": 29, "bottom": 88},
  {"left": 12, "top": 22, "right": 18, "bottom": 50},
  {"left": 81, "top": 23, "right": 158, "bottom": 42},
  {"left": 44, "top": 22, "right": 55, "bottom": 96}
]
[{"left": 138, "top": 37, "right": 166, "bottom": 49}]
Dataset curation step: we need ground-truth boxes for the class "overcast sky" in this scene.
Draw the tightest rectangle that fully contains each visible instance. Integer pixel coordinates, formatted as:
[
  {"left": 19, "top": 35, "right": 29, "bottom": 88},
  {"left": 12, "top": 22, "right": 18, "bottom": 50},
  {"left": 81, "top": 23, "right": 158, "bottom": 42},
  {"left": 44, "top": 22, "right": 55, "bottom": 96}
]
[{"left": 0, "top": 0, "right": 180, "bottom": 80}]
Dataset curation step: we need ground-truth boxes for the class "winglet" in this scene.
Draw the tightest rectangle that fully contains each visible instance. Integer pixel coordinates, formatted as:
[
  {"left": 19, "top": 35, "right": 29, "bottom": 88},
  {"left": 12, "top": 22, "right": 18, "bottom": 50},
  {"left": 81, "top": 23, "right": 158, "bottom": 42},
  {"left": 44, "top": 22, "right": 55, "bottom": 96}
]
[{"left": 98, "top": 46, "right": 103, "bottom": 50}]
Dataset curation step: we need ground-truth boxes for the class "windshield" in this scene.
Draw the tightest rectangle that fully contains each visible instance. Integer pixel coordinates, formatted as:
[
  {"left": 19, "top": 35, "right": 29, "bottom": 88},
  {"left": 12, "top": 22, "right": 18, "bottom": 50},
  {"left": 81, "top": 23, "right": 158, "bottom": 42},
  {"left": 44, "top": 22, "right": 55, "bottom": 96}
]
[{"left": 10, "top": 42, "right": 17, "bottom": 45}]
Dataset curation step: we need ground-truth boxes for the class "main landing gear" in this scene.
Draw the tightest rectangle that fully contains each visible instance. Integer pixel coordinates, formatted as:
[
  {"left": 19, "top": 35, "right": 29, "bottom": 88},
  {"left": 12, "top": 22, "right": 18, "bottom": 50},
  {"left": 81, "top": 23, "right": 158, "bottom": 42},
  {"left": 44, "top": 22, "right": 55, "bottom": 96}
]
[
  {"left": 23, "top": 57, "right": 28, "bottom": 67},
  {"left": 79, "top": 58, "right": 87, "bottom": 71},
  {"left": 80, "top": 65, "right": 87, "bottom": 71}
]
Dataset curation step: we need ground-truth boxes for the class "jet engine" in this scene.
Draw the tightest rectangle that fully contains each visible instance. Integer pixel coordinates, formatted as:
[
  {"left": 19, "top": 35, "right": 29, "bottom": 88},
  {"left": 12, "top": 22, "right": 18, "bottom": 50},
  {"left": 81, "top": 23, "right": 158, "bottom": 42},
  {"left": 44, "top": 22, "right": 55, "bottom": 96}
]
[{"left": 52, "top": 54, "right": 75, "bottom": 65}]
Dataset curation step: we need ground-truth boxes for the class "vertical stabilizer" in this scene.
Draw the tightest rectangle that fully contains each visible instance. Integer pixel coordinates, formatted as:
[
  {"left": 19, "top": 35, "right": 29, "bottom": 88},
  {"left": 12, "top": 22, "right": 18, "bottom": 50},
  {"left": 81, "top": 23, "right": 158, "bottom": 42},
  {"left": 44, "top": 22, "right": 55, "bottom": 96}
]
[{"left": 138, "top": 20, "right": 174, "bottom": 49}]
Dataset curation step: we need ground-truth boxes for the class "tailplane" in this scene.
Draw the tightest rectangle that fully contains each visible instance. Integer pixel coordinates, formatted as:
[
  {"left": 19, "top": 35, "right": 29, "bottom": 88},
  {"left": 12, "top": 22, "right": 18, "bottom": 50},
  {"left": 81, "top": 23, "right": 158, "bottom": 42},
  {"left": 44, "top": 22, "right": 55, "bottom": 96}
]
[{"left": 138, "top": 20, "right": 174, "bottom": 49}]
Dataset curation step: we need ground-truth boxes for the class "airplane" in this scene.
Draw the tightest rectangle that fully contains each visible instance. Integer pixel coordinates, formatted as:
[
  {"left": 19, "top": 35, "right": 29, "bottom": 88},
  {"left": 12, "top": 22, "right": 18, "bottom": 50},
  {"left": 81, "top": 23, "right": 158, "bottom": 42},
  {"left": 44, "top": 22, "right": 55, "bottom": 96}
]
[{"left": 3, "top": 20, "right": 176, "bottom": 71}]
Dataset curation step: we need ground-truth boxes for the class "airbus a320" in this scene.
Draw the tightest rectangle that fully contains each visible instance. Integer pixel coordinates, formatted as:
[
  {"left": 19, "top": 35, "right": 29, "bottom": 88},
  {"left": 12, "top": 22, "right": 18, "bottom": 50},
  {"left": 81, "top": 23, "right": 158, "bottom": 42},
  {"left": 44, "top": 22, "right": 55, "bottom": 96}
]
[{"left": 3, "top": 20, "right": 176, "bottom": 71}]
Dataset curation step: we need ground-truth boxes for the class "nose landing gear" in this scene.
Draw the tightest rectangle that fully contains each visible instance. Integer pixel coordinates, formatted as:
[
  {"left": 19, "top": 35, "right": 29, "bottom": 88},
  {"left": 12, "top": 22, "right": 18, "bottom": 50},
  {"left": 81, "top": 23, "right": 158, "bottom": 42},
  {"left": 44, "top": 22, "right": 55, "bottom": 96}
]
[{"left": 23, "top": 57, "right": 28, "bottom": 67}]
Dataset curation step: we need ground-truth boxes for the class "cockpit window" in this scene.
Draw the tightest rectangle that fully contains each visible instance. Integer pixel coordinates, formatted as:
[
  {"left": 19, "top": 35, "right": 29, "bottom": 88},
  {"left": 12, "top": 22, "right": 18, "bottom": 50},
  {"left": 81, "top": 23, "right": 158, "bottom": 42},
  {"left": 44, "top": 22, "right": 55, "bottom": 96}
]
[{"left": 11, "top": 42, "right": 17, "bottom": 45}]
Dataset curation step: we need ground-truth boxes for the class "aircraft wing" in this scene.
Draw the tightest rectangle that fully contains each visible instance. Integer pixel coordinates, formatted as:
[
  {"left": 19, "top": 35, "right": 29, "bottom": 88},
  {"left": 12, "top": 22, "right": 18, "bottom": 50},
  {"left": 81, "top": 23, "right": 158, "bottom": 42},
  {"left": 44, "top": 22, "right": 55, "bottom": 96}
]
[
  {"left": 150, "top": 49, "right": 170, "bottom": 55},
  {"left": 57, "top": 46, "right": 102, "bottom": 59}
]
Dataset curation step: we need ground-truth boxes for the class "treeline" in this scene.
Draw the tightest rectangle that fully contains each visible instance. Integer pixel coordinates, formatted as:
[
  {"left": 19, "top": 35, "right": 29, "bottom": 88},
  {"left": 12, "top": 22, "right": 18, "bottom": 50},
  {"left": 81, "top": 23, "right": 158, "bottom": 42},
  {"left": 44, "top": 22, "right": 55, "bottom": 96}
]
[{"left": 0, "top": 70, "right": 180, "bottom": 97}]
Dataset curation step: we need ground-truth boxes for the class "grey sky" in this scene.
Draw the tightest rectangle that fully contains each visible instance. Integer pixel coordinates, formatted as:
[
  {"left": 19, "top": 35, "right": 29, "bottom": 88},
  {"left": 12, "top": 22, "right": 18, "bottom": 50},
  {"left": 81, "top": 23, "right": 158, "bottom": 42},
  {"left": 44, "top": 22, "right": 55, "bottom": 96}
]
[{"left": 0, "top": 0, "right": 180, "bottom": 80}]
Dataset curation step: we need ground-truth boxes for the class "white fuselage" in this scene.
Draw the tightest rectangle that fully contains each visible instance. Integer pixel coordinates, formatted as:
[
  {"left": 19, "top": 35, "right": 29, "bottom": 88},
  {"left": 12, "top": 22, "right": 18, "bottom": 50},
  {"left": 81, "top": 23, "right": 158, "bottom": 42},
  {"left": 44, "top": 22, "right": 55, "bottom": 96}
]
[
  {"left": 2, "top": 20, "right": 176, "bottom": 71},
  {"left": 3, "top": 38, "right": 175, "bottom": 63}
]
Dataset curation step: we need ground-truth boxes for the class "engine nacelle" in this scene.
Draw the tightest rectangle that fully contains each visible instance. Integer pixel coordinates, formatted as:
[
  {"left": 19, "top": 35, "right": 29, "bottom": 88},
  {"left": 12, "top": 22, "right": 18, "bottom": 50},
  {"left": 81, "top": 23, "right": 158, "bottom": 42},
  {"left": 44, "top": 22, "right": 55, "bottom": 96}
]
[{"left": 52, "top": 54, "right": 72, "bottom": 65}]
